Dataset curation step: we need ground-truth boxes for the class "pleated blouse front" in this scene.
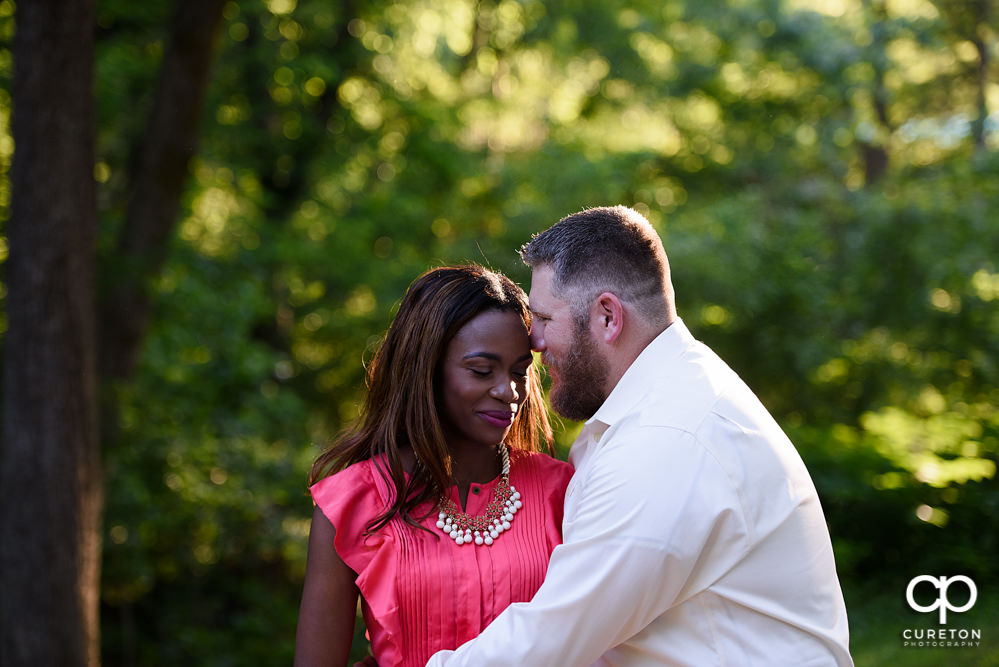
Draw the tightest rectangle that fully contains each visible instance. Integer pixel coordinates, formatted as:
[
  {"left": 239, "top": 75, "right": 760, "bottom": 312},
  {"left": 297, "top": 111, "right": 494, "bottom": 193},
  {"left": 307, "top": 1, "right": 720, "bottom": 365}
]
[{"left": 310, "top": 449, "right": 573, "bottom": 667}]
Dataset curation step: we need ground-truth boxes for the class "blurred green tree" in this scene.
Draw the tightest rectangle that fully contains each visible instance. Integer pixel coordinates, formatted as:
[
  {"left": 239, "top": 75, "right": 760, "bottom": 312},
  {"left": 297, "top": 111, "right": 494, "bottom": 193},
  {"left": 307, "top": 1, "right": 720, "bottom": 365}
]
[{"left": 1, "top": 0, "right": 997, "bottom": 664}]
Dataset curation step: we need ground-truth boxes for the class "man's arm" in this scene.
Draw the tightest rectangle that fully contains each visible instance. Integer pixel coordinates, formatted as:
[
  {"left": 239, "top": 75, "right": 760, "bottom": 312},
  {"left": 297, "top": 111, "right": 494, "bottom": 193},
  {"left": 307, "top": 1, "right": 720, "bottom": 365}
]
[{"left": 427, "top": 429, "right": 747, "bottom": 666}]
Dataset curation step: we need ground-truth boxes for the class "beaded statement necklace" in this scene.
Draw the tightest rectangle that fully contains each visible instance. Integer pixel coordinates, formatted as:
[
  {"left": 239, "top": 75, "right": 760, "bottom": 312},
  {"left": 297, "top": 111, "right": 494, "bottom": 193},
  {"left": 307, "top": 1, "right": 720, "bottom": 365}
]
[{"left": 435, "top": 443, "right": 522, "bottom": 546}]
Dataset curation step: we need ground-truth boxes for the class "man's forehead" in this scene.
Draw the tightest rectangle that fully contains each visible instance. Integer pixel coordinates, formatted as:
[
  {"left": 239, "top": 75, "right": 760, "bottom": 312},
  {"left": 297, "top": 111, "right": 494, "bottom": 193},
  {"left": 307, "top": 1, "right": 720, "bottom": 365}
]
[
  {"left": 528, "top": 266, "right": 561, "bottom": 311},
  {"left": 528, "top": 265, "right": 550, "bottom": 292},
  {"left": 529, "top": 264, "right": 554, "bottom": 288}
]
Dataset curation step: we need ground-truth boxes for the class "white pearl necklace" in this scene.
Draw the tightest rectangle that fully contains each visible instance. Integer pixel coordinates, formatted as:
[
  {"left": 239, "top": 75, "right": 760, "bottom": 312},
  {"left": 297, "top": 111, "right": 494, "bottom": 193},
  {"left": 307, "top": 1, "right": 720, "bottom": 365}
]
[{"left": 435, "top": 443, "right": 522, "bottom": 546}]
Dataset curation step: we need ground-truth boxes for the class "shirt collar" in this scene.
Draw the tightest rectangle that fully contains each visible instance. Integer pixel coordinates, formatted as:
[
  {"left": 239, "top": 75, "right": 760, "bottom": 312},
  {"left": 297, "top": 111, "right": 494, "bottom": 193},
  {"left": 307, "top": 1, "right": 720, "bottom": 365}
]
[{"left": 586, "top": 317, "right": 694, "bottom": 429}]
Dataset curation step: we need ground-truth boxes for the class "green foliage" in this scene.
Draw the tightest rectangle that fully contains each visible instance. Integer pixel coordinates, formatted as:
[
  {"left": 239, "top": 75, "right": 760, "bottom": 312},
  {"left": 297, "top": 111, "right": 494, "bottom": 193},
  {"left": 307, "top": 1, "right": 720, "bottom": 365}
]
[{"left": 2, "top": 0, "right": 998, "bottom": 662}]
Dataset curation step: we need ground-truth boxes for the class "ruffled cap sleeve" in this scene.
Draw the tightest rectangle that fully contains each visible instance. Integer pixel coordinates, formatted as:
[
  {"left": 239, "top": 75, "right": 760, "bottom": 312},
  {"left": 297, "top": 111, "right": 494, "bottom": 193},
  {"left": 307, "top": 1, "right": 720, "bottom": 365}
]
[{"left": 310, "top": 459, "right": 391, "bottom": 579}]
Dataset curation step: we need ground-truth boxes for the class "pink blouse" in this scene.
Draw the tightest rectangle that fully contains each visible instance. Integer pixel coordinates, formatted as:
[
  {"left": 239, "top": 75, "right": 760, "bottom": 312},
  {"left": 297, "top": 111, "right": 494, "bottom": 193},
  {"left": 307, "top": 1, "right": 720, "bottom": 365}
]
[{"left": 311, "top": 449, "right": 573, "bottom": 667}]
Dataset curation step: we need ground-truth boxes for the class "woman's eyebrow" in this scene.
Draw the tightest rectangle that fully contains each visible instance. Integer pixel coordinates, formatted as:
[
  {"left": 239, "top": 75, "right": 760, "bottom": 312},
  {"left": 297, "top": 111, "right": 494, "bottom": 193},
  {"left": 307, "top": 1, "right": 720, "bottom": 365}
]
[
  {"left": 462, "top": 351, "right": 500, "bottom": 361},
  {"left": 462, "top": 352, "right": 533, "bottom": 363}
]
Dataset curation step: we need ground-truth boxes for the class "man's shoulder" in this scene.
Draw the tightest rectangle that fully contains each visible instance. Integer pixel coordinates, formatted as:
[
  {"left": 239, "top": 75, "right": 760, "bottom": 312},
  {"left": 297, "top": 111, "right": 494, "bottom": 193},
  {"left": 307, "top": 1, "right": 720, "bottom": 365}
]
[{"left": 633, "top": 336, "right": 766, "bottom": 425}]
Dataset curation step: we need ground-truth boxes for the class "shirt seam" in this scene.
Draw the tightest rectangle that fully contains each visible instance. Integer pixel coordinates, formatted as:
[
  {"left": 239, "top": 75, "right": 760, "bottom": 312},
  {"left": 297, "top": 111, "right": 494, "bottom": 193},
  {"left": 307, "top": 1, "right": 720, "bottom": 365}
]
[{"left": 683, "top": 422, "right": 755, "bottom": 557}]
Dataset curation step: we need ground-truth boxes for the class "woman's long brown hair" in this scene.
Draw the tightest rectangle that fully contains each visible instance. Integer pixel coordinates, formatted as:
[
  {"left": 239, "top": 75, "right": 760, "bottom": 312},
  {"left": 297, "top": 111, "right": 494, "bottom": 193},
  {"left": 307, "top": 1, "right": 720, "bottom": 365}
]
[{"left": 309, "top": 264, "right": 553, "bottom": 533}]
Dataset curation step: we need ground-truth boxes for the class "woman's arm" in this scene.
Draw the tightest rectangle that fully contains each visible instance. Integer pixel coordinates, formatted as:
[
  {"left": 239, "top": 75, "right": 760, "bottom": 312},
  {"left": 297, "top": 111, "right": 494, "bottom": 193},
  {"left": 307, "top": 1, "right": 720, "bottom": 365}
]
[{"left": 294, "top": 506, "right": 361, "bottom": 667}]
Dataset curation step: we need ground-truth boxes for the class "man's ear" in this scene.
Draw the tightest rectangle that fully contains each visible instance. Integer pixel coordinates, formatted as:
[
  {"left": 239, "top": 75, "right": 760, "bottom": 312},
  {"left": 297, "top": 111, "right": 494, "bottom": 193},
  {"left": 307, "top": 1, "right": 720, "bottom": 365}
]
[{"left": 593, "top": 292, "right": 624, "bottom": 344}]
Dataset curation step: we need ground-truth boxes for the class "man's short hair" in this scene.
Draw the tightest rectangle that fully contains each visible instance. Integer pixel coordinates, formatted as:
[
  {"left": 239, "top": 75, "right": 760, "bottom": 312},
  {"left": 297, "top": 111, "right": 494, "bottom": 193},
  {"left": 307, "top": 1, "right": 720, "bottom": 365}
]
[{"left": 519, "top": 205, "right": 675, "bottom": 325}]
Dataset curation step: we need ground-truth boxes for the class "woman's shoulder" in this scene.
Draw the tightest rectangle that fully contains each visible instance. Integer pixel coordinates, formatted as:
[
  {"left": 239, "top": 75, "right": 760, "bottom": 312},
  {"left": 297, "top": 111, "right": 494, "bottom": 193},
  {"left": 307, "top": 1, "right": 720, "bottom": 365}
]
[
  {"left": 310, "top": 458, "right": 385, "bottom": 517},
  {"left": 311, "top": 457, "right": 378, "bottom": 490},
  {"left": 309, "top": 458, "right": 398, "bottom": 584}
]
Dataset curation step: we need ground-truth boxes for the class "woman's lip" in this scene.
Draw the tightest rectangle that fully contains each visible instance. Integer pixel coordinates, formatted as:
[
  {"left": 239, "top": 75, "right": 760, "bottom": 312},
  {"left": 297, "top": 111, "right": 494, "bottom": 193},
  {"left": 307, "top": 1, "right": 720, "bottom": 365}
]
[{"left": 479, "top": 411, "right": 514, "bottom": 428}]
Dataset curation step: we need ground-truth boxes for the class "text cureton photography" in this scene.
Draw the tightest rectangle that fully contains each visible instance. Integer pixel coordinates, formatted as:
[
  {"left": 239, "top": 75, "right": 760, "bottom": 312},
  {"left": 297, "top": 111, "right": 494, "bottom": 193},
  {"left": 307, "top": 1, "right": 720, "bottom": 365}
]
[{"left": 901, "top": 575, "right": 982, "bottom": 649}]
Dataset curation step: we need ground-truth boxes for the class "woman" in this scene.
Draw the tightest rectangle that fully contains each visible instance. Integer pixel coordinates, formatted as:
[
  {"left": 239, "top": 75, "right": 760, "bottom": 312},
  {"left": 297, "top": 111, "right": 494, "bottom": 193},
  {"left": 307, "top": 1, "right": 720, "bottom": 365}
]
[{"left": 294, "top": 265, "right": 573, "bottom": 666}]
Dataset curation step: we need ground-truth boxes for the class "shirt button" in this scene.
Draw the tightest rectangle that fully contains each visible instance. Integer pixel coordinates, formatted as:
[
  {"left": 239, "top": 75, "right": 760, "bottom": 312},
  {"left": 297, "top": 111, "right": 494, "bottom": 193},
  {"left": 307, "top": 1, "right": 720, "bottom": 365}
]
[{"left": 471, "top": 487, "right": 480, "bottom": 495}]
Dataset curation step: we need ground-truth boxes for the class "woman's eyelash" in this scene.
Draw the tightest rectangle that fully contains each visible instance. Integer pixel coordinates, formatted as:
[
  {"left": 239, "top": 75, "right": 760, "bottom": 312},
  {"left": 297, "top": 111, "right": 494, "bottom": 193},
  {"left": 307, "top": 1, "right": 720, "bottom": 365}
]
[{"left": 470, "top": 369, "right": 529, "bottom": 379}]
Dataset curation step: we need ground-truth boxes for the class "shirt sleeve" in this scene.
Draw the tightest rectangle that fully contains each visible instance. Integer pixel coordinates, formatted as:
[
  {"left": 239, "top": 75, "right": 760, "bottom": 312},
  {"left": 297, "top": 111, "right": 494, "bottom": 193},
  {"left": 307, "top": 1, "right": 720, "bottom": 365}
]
[
  {"left": 426, "top": 426, "right": 750, "bottom": 667},
  {"left": 310, "top": 460, "right": 387, "bottom": 577}
]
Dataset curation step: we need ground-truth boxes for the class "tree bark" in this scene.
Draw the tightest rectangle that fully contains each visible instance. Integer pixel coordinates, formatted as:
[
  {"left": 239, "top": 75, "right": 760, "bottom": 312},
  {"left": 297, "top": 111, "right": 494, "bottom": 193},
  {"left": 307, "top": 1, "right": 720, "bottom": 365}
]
[
  {"left": 1, "top": 0, "right": 101, "bottom": 665},
  {"left": 970, "top": 1, "right": 990, "bottom": 151},
  {"left": 863, "top": 0, "right": 892, "bottom": 187},
  {"left": 99, "top": 0, "right": 229, "bottom": 385}
]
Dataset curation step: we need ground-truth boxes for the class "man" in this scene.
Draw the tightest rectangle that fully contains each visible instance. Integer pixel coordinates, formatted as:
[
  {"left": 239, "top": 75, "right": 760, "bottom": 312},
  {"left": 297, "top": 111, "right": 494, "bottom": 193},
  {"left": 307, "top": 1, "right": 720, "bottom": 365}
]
[{"left": 427, "top": 206, "right": 853, "bottom": 666}]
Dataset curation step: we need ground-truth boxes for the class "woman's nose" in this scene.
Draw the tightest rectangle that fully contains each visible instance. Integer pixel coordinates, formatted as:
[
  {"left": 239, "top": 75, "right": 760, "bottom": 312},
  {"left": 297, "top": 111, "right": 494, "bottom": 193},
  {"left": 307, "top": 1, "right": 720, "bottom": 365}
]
[{"left": 491, "top": 378, "right": 519, "bottom": 402}]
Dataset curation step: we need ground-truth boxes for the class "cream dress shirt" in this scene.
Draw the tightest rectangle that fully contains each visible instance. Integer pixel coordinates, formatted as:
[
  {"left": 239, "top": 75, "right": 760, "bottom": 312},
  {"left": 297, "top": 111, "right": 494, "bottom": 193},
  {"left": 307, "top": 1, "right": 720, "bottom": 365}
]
[{"left": 428, "top": 319, "right": 853, "bottom": 666}]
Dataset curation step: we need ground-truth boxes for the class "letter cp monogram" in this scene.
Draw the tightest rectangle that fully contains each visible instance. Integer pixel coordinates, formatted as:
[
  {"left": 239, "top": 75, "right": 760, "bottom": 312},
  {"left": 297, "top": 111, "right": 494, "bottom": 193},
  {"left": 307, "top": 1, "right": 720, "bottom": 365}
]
[{"left": 906, "top": 575, "right": 977, "bottom": 624}]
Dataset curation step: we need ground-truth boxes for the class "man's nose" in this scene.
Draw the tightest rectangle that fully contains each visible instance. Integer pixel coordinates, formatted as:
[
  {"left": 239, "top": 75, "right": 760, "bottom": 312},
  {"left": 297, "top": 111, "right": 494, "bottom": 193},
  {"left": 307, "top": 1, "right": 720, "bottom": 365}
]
[{"left": 530, "top": 327, "right": 545, "bottom": 352}]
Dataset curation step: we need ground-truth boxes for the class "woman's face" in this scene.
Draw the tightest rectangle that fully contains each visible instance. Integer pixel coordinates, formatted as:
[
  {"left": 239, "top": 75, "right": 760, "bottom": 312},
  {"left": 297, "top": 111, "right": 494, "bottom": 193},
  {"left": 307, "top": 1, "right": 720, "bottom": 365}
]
[{"left": 438, "top": 309, "right": 533, "bottom": 453}]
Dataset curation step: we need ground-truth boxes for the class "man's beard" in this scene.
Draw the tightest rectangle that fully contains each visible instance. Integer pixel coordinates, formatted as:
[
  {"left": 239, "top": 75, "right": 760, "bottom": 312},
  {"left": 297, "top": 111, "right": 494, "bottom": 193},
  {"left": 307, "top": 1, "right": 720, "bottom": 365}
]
[{"left": 546, "top": 320, "right": 610, "bottom": 422}]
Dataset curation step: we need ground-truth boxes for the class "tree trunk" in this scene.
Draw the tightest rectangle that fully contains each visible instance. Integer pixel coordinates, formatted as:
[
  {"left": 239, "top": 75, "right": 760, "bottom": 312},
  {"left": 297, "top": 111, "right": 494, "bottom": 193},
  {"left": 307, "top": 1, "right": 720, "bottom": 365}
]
[
  {"left": 1, "top": 0, "right": 101, "bottom": 665},
  {"left": 863, "top": 0, "right": 892, "bottom": 187},
  {"left": 99, "top": 0, "right": 229, "bottom": 385},
  {"left": 970, "top": 0, "right": 990, "bottom": 151}
]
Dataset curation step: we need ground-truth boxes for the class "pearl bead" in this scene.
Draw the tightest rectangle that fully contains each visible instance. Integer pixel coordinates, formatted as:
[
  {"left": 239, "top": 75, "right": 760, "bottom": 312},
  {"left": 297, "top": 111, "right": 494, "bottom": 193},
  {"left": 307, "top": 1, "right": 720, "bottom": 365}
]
[{"left": 433, "top": 442, "right": 523, "bottom": 547}]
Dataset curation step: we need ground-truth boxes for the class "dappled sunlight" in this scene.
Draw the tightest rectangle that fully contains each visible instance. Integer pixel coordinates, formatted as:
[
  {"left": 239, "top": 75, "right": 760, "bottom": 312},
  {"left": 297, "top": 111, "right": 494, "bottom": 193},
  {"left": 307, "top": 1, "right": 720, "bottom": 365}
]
[
  {"left": 179, "top": 186, "right": 245, "bottom": 257},
  {"left": 338, "top": 76, "right": 385, "bottom": 130},
  {"left": 786, "top": 0, "right": 856, "bottom": 17},
  {"left": 861, "top": 404, "right": 997, "bottom": 487},
  {"left": 573, "top": 103, "right": 685, "bottom": 156},
  {"left": 914, "top": 503, "right": 948, "bottom": 527},
  {"left": 630, "top": 32, "right": 675, "bottom": 78},
  {"left": 666, "top": 21, "right": 722, "bottom": 65},
  {"left": 886, "top": 0, "right": 939, "bottom": 20},
  {"left": 971, "top": 269, "right": 999, "bottom": 302},
  {"left": 887, "top": 38, "right": 956, "bottom": 87}
]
